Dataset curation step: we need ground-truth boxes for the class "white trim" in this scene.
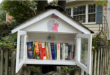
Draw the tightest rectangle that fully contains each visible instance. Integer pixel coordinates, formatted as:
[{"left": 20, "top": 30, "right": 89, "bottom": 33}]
[
  {"left": 86, "top": 4, "right": 88, "bottom": 24},
  {"left": 68, "top": 4, "right": 96, "bottom": 24},
  {"left": 16, "top": 31, "right": 26, "bottom": 73},
  {"left": 11, "top": 9, "right": 91, "bottom": 34},
  {"left": 82, "top": 22, "right": 96, "bottom": 25},
  {"left": 71, "top": 7, "right": 73, "bottom": 17},
  {"left": 24, "top": 59, "right": 76, "bottom": 65},
  {"left": 76, "top": 34, "right": 92, "bottom": 74},
  {"left": 66, "top": 0, "right": 76, "bottom": 3}
]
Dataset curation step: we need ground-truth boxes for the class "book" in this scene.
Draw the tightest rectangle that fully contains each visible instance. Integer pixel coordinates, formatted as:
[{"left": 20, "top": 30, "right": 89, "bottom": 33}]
[
  {"left": 68, "top": 45, "right": 71, "bottom": 60},
  {"left": 65, "top": 43, "right": 68, "bottom": 60},
  {"left": 38, "top": 42, "right": 43, "bottom": 60},
  {"left": 27, "top": 42, "right": 33, "bottom": 58},
  {"left": 57, "top": 43, "right": 60, "bottom": 60},
  {"left": 54, "top": 44, "right": 57, "bottom": 60},
  {"left": 60, "top": 43, "right": 63, "bottom": 60},
  {"left": 44, "top": 42, "right": 47, "bottom": 60},
  {"left": 42, "top": 42, "right": 46, "bottom": 60},
  {"left": 62, "top": 43, "right": 65, "bottom": 60},
  {"left": 46, "top": 42, "right": 49, "bottom": 59},
  {"left": 71, "top": 45, "right": 75, "bottom": 60},
  {"left": 48, "top": 42, "right": 52, "bottom": 60},
  {"left": 50, "top": 43, "right": 55, "bottom": 60},
  {"left": 33, "top": 41, "right": 36, "bottom": 59},
  {"left": 35, "top": 42, "right": 40, "bottom": 59}
]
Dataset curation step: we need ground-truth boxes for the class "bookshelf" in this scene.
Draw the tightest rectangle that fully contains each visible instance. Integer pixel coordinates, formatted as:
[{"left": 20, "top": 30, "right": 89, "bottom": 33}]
[{"left": 11, "top": 9, "right": 93, "bottom": 74}]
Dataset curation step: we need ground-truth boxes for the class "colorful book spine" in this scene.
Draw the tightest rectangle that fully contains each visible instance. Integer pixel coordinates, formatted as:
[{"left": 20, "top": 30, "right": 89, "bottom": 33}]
[
  {"left": 57, "top": 43, "right": 60, "bottom": 60},
  {"left": 44, "top": 42, "right": 47, "bottom": 60},
  {"left": 38, "top": 42, "right": 43, "bottom": 60},
  {"left": 35, "top": 42, "right": 40, "bottom": 59},
  {"left": 60, "top": 43, "right": 62, "bottom": 60},
  {"left": 42, "top": 42, "right": 46, "bottom": 60},
  {"left": 50, "top": 43, "right": 55, "bottom": 60},
  {"left": 54, "top": 44, "right": 57, "bottom": 60},
  {"left": 65, "top": 43, "right": 68, "bottom": 60},
  {"left": 46, "top": 42, "right": 49, "bottom": 59},
  {"left": 62, "top": 43, "right": 65, "bottom": 60},
  {"left": 48, "top": 42, "right": 52, "bottom": 60},
  {"left": 71, "top": 45, "right": 74, "bottom": 60},
  {"left": 27, "top": 42, "right": 33, "bottom": 58},
  {"left": 33, "top": 41, "right": 36, "bottom": 59},
  {"left": 68, "top": 45, "right": 71, "bottom": 60}
]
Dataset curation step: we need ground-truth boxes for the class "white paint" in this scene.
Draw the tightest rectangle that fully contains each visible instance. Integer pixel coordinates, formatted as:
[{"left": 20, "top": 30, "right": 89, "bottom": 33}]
[
  {"left": 22, "top": 15, "right": 81, "bottom": 33},
  {"left": 66, "top": 0, "right": 76, "bottom": 3},
  {"left": 76, "top": 34, "right": 92, "bottom": 74},
  {"left": 48, "top": 0, "right": 53, "bottom": 3},
  {"left": 11, "top": 9, "right": 91, "bottom": 34},
  {"left": 24, "top": 59, "right": 76, "bottom": 65},
  {"left": 26, "top": 32, "right": 76, "bottom": 45},
  {"left": 86, "top": 4, "right": 88, "bottom": 24},
  {"left": 16, "top": 31, "right": 26, "bottom": 73},
  {"left": 0, "top": 0, "right": 2, "bottom": 3}
]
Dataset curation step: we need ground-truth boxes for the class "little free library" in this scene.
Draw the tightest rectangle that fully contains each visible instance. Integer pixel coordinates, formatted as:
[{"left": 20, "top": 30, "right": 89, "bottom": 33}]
[{"left": 11, "top": 6, "right": 94, "bottom": 74}]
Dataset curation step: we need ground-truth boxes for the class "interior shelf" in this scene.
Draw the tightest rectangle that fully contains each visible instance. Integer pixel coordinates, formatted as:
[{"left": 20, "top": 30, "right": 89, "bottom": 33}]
[{"left": 24, "top": 59, "right": 76, "bottom": 65}]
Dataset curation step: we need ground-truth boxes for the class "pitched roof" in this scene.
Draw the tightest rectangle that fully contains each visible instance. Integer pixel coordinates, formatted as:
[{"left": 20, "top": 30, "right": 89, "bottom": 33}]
[{"left": 12, "top": 5, "right": 94, "bottom": 34}]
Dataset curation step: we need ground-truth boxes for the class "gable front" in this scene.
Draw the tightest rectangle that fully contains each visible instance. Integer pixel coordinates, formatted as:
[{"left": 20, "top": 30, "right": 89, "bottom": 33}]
[
  {"left": 11, "top": 9, "right": 92, "bottom": 34},
  {"left": 22, "top": 15, "right": 82, "bottom": 34}
]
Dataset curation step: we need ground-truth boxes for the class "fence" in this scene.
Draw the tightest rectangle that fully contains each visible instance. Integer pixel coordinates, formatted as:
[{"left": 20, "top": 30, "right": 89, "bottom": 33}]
[{"left": 0, "top": 45, "right": 110, "bottom": 75}]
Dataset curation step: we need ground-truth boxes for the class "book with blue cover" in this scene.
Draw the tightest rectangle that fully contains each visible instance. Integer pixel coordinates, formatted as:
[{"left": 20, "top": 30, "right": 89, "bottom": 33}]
[
  {"left": 65, "top": 43, "right": 68, "bottom": 60},
  {"left": 50, "top": 43, "right": 55, "bottom": 60},
  {"left": 54, "top": 44, "right": 57, "bottom": 60},
  {"left": 27, "top": 42, "right": 33, "bottom": 58}
]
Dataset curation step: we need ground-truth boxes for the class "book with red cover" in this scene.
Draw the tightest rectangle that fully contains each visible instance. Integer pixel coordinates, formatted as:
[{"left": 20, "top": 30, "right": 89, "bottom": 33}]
[
  {"left": 38, "top": 42, "right": 43, "bottom": 60},
  {"left": 71, "top": 45, "right": 74, "bottom": 60},
  {"left": 42, "top": 42, "right": 46, "bottom": 60}
]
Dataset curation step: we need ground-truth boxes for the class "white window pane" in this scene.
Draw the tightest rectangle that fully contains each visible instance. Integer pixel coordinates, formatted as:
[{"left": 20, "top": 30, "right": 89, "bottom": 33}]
[
  {"left": 66, "top": 8, "right": 71, "bottom": 16},
  {"left": 19, "top": 35, "right": 24, "bottom": 63},
  {"left": 80, "top": 38, "right": 88, "bottom": 67}
]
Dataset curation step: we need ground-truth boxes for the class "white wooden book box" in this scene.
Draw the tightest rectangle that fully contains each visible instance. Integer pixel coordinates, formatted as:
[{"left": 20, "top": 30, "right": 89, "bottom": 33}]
[{"left": 11, "top": 9, "right": 93, "bottom": 74}]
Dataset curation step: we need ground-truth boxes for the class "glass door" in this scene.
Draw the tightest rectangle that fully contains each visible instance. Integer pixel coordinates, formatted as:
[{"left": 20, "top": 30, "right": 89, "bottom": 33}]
[
  {"left": 75, "top": 34, "right": 92, "bottom": 74},
  {"left": 16, "top": 31, "right": 26, "bottom": 73}
]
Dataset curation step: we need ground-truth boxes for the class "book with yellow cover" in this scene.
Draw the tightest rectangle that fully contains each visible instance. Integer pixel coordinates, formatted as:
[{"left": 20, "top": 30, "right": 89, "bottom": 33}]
[
  {"left": 33, "top": 41, "right": 36, "bottom": 59},
  {"left": 62, "top": 43, "right": 65, "bottom": 60},
  {"left": 48, "top": 42, "right": 52, "bottom": 60},
  {"left": 46, "top": 42, "right": 49, "bottom": 59},
  {"left": 35, "top": 42, "right": 40, "bottom": 59}
]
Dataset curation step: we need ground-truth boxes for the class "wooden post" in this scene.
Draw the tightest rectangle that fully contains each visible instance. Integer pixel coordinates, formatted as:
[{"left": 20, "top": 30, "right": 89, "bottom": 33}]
[
  {"left": 0, "top": 48, "right": 4, "bottom": 75},
  {"left": 5, "top": 49, "right": 9, "bottom": 75},
  {"left": 11, "top": 50, "right": 16, "bottom": 75},
  {"left": 97, "top": 49, "right": 100, "bottom": 75},
  {"left": 93, "top": 50, "right": 97, "bottom": 75},
  {"left": 100, "top": 48, "right": 102, "bottom": 75}
]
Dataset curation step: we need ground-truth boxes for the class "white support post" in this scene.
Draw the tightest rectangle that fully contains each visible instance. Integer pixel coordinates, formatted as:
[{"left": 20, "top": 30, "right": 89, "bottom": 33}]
[
  {"left": 81, "top": 69, "right": 84, "bottom": 75},
  {"left": 86, "top": 4, "right": 88, "bottom": 24},
  {"left": 71, "top": 7, "right": 73, "bottom": 18}
]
